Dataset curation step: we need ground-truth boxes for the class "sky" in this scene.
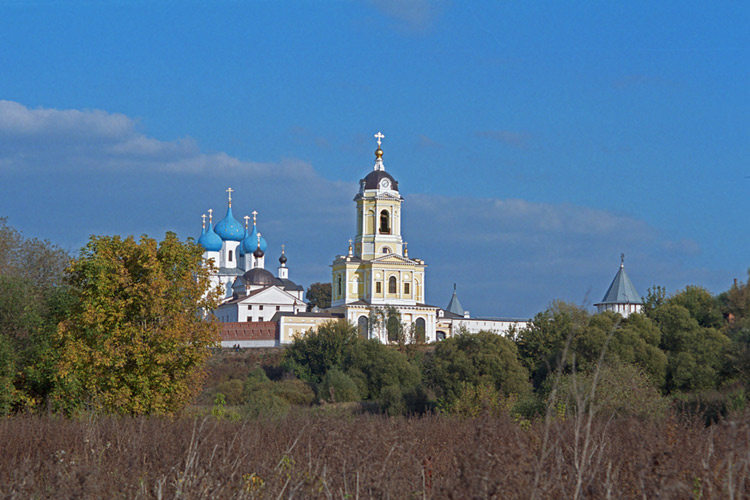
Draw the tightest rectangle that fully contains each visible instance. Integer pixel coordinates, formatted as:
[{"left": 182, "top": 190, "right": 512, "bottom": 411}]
[{"left": 0, "top": 1, "right": 748, "bottom": 318}]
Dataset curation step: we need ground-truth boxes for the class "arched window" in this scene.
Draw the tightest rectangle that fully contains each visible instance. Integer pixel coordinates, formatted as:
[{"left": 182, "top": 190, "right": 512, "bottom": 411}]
[
  {"left": 379, "top": 210, "right": 390, "bottom": 234},
  {"left": 357, "top": 316, "right": 369, "bottom": 338},
  {"left": 415, "top": 318, "right": 426, "bottom": 343},
  {"left": 436, "top": 331, "right": 446, "bottom": 341},
  {"left": 337, "top": 275, "right": 342, "bottom": 296},
  {"left": 228, "top": 250, "right": 233, "bottom": 262},
  {"left": 387, "top": 315, "right": 400, "bottom": 342},
  {"left": 388, "top": 276, "right": 397, "bottom": 294},
  {"left": 382, "top": 246, "right": 391, "bottom": 254}
]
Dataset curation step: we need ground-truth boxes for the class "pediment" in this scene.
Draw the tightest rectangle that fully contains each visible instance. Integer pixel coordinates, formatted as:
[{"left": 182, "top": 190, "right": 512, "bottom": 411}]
[
  {"left": 370, "top": 254, "right": 419, "bottom": 265},
  {"left": 238, "top": 286, "right": 301, "bottom": 305}
]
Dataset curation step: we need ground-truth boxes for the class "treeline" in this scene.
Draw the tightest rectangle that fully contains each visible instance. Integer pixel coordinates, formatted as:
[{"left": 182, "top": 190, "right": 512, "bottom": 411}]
[
  {"left": 2, "top": 215, "right": 750, "bottom": 422},
  {"left": 212, "top": 276, "right": 750, "bottom": 423}
]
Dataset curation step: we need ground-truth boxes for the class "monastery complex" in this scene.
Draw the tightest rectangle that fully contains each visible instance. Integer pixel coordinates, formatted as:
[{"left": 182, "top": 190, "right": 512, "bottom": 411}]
[{"left": 196, "top": 133, "right": 643, "bottom": 348}]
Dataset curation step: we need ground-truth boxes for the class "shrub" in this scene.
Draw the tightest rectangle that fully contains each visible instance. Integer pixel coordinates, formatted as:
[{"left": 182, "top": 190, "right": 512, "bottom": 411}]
[
  {"left": 271, "top": 379, "right": 316, "bottom": 406},
  {"left": 214, "top": 379, "right": 244, "bottom": 405},
  {"left": 318, "top": 369, "right": 360, "bottom": 403},
  {"left": 379, "top": 384, "right": 406, "bottom": 416},
  {"left": 242, "top": 386, "right": 290, "bottom": 419},
  {"left": 547, "top": 361, "right": 670, "bottom": 421}
]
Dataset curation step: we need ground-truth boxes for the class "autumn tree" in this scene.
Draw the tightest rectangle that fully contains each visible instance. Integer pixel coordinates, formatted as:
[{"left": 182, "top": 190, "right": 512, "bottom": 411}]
[{"left": 51, "top": 232, "right": 221, "bottom": 415}]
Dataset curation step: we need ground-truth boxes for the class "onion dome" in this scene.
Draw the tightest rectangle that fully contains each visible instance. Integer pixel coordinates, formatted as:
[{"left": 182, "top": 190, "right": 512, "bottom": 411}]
[
  {"left": 198, "top": 214, "right": 223, "bottom": 252},
  {"left": 214, "top": 205, "right": 244, "bottom": 241},
  {"left": 362, "top": 132, "right": 399, "bottom": 191},
  {"left": 279, "top": 245, "right": 287, "bottom": 265},
  {"left": 242, "top": 211, "right": 267, "bottom": 253},
  {"left": 253, "top": 247, "right": 264, "bottom": 258}
]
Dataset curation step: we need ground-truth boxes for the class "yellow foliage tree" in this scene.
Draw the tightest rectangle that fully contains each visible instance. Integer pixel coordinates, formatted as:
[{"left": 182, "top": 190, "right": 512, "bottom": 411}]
[{"left": 51, "top": 232, "right": 221, "bottom": 415}]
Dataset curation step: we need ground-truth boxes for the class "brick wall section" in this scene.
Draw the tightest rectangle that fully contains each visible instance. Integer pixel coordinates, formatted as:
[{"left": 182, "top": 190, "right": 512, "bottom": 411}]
[{"left": 221, "top": 321, "right": 279, "bottom": 341}]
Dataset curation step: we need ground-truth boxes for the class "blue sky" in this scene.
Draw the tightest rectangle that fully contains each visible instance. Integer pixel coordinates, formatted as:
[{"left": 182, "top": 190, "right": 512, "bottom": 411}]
[{"left": 0, "top": 1, "right": 748, "bottom": 317}]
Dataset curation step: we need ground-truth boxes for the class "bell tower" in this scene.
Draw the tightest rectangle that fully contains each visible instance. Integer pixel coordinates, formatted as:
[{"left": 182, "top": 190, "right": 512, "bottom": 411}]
[{"left": 353, "top": 132, "right": 405, "bottom": 260}]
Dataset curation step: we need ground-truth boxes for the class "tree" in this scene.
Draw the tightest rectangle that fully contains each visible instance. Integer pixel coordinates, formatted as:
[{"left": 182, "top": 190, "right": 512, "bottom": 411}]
[
  {"left": 667, "top": 285, "right": 723, "bottom": 329},
  {"left": 306, "top": 282, "right": 331, "bottom": 310},
  {"left": 282, "top": 320, "right": 358, "bottom": 383},
  {"left": 652, "top": 303, "right": 730, "bottom": 392},
  {"left": 426, "top": 330, "right": 531, "bottom": 406},
  {"left": 0, "top": 218, "right": 72, "bottom": 412},
  {"left": 50, "top": 233, "right": 221, "bottom": 415}
]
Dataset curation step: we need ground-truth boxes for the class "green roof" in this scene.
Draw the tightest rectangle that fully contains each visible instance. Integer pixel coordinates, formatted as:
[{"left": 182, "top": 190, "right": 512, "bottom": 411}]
[
  {"left": 446, "top": 284, "right": 465, "bottom": 316},
  {"left": 596, "top": 264, "right": 643, "bottom": 305}
]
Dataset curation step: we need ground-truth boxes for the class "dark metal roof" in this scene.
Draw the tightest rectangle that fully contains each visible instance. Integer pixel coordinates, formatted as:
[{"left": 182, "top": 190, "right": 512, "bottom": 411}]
[
  {"left": 242, "top": 267, "right": 277, "bottom": 286},
  {"left": 278, "top": 278, "right": 304, "bottom": 292},
  {"left": 362, "top": 170, "right": 399, "bottom": 191}
]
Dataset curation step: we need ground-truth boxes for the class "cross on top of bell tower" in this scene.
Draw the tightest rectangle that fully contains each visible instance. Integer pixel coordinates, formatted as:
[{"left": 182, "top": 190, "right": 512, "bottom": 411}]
[{"left": 373, "top": 131, "right": 385, "bottom": 171}]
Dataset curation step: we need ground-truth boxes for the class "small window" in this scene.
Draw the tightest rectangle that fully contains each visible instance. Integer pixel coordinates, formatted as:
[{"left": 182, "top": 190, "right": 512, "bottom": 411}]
[
  {"left": 228, "top": 250, "right": 233, "bottom": 262},
  {"left": 388, "top": 276, "right": 397, "bottom": 294},
  {"left": 259, "top": 305, "right": 264, "bottom": 310},
  {"left": 276, "top": 306, "right": 280, "bottom": 311},
  {"left": 259, "top": 317, "right": 263, "bottom": 322},
  {"left": 382, "top": 246, "right": 390, "bottom": 254},
  {"left": 404, "top": 283, "right": 410, "bottom": 294},
  {"left": 376, "top": 282, "right": 382, "bottom": 293},
  {"left": 248, "top": 305, "right": 252, "bottom": 310},
  {"left": 337, "top": 275, "right": 342, "bottom": 296}
]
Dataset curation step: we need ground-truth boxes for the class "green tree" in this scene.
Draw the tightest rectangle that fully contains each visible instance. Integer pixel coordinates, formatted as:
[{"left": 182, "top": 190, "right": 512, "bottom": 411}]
[
  {"left": 426, "top": 330, "right": 531, "bottom": 407},
  {"left": 50, "top": 233, "right": 221, "bottom": 415},
  {"left": 345, "top": 338, "right": 421, "bottom": 399},
  {"left": 306, "top": 282, "right": 331, "bottom": 310},
  {"left": 652, "top": 303, "right": 730, "bottom": 392},
  {"left": 282, "top": 320, "right": 358, "bottom": 383},
  {"left": 667, "top": 285, "right": 723, "bottom": 329},
  {"left": 516, "top": 301, "right": 589, "bottom": 386},
  {"left": 0, "top": 218, "right": 72, "bottom": 412}
]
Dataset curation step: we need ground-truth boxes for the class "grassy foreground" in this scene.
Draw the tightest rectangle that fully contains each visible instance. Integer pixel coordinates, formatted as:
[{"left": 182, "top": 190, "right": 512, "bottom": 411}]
[{"left": 2, "top": 411, "right": 750, "bottom": 499}]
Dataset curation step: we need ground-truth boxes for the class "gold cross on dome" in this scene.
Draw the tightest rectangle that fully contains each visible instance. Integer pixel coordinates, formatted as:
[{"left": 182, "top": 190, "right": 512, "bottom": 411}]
[
  {"left": 201, "top": 213, "right": 207, "bottom": 228},
  {"left": 226, "top": 187, "right": 234, "bottom": 204},
  {"left": 252, "top": 210, "right": 258, "bottom": 224},
  {"left": 244, "top": 215, "right": 250, "bottom": 228},
  {"left": 374, "top": 131, "right": 384, "bottom": 147},
  {"left": 207, "top": 208, "right": 214, "bottom": 223}
]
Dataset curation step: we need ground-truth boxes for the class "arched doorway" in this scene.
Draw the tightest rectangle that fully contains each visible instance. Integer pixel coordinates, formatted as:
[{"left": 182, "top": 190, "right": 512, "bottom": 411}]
[
  {"left": 415, "top": 318, "right": 426, "bottom": 343},
  {"left": 357, "top": 315, "right": 369, "bottom": 338}
]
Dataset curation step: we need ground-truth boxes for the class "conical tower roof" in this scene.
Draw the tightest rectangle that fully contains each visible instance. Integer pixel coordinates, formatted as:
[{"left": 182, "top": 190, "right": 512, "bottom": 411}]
[
  {"left": 446, "top": 283, "right": 465, "bottom": 316},
  {"left": 596, "top": 255, "right": 643, "bottom": 305}
]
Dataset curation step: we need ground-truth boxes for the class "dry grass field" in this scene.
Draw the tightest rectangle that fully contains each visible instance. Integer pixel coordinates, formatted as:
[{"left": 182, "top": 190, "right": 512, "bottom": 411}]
[{"left": 2, "top": 410, "right": 750, "bottom": 499}]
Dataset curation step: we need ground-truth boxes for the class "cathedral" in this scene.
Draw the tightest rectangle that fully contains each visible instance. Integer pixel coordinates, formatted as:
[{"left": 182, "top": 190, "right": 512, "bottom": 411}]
[{"left": 196, "top": 191, "right": 305, "bottom": 327}]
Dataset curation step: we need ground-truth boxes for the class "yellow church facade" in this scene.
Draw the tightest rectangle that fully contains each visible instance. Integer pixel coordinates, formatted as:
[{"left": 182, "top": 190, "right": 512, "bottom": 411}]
[{"left": 328, "top": 133, "right": 439, "bottom": 342}]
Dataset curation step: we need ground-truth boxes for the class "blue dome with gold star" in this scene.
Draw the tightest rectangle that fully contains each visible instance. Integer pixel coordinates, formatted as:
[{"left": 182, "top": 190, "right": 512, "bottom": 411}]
[{"left": 214, "top": 205, "right": 244, "bottom": 241}]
